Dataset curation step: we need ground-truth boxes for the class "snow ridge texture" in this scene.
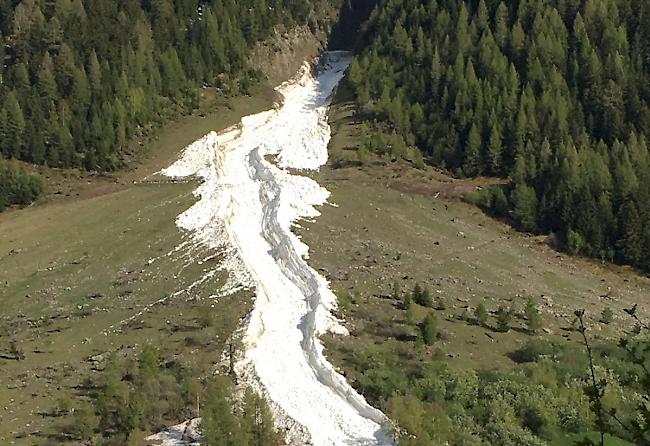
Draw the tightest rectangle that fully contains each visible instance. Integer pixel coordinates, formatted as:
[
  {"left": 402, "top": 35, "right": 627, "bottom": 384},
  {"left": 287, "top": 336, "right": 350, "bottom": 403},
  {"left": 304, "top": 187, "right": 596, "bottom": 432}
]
[{"left": 162, "top": 51, "right": 393, "bottom": 446}]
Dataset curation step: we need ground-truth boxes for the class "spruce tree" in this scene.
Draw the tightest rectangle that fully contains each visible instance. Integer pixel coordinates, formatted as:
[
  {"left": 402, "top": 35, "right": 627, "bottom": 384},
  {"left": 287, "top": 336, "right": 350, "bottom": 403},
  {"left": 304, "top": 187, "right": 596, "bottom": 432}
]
[
  {"left": 463, "top": 123, "right": 482, "bottom": 176},
  {"left": 38, "top": 55, "right": 59, "bottom": 105},
  {"left": 524, "top": 298, "right": 542, "bottom": 334},
  {"left": 2, "top": 91, "right": 26, "bottom": 159},
  {"left": 420, "top": 313, "right": 437, "bottom": 346},
  {"left": 512, "top": 183, "right": 538, "bottom": 232},
  {"left": 496, "top": 306, "right": 513, "bottom": 332},
  {"left": 488, "top": 124, "right": 503, "bottom": 175},
  {"left": 475, "top": 302, "right": 488, "bottom": 327},
  {"left": 412, "top": 283, "right": 432, "bottom": 307}
]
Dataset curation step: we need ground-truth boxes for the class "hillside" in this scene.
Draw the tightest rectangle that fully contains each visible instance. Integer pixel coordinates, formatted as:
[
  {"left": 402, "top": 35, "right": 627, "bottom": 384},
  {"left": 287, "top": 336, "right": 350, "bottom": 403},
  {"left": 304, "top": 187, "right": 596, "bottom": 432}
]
[
  {"left": 0, "top": 0, "right": 339, "bottom": 208},
  {"left": 0, "top": 6, "right": 333, "bottom": 443},
  {"left": 302, "top": 68, "right": 650, "bottom": 446},
  {"left": 346, "top": 0, "right": 650, "bottom": 273},
  {"left": 1, "top": 1, "right": 650, "bottom": 445}
]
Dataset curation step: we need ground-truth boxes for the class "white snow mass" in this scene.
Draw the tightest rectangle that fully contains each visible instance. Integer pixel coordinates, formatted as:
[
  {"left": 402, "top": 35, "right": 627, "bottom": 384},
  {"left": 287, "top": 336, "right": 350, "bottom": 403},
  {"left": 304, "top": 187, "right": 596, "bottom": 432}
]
[{"left": 160, "top": 52, "right": 393, "bottom": 446}]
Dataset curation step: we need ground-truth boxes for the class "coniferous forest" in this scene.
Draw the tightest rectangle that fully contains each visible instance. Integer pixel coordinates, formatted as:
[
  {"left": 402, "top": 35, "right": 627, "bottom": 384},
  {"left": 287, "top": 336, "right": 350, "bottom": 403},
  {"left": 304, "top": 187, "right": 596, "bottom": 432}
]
[
  {"left": 6, "top": 0, "right": 650, "bottom": 274},
  {"left": 348, "top": 0, "right": 650, "bottom": 272},
  {"left": 2, "top": 1, "right": 650, "bottom": 445},
  {"left": 0, "top": 0, "right": 334, "bottom": 208}
]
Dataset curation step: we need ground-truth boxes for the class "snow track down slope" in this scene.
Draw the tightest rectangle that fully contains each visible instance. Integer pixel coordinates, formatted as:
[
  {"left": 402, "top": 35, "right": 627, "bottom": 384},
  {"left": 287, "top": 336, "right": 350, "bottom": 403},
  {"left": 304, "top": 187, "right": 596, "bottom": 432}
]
[{"left": 163, "top": 52, "right": 393, "bottom": 446}]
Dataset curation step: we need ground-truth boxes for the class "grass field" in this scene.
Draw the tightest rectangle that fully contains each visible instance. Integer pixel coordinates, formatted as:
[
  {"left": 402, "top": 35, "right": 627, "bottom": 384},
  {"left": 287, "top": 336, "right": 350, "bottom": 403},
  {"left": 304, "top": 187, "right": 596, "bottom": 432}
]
[
  {"left": 2, "top": 60, "right": 647, "bottom": 444},
  {"left": 0, "top": 34, "right": 327, "bottom": 442},
  {"left": 302, "top": 81, "right": 650, "bottom": 375},
  {"left": 0, "top": 85, "right": 275, "bottom": 444}
]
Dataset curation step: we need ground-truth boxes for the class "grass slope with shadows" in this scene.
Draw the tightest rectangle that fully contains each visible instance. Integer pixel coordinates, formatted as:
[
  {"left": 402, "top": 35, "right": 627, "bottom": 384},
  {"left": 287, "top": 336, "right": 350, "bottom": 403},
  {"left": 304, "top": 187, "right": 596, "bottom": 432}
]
[
  {"left": 297, "top": 80, "right": 650, "bottom": 444},
  {"left": 0, "top": 86, "right": 275, "bottom": 445}
]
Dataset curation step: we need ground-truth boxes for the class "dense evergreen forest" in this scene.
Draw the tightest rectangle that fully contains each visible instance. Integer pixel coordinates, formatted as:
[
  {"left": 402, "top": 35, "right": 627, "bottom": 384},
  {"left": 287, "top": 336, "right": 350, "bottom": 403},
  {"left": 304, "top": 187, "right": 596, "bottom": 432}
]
[
  {"left": 0, "top": 0, "right": 336, "bottom": 207},
  {"left": 348, "top": 0, "right": 650, "bottom": 272}
]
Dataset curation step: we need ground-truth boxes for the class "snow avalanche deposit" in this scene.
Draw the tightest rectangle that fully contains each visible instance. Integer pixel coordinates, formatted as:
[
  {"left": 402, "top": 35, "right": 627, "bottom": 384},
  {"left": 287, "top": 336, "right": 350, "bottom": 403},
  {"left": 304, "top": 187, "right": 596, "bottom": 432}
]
[{"left": 161, "top": 52, "right": 393, "bottom": 446}]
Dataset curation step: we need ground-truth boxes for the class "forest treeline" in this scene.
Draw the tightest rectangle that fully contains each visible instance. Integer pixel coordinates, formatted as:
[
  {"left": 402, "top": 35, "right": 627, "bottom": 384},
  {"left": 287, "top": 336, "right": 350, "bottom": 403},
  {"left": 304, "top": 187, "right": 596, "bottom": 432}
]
[
  {"left": 0, "top": 157, "right": 43, "bottom": 210},
  {"left": 347, "top": 0, "right": 650, "bottom": 272},
  {"left": 0, "top": 0, "right": 336, "bottom": 208}
]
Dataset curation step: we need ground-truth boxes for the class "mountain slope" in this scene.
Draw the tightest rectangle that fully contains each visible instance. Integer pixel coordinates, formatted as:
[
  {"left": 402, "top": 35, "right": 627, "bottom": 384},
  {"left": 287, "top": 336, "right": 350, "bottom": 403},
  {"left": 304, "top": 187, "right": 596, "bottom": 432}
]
[
  {"left": 0, "top": 0, "right": 337, "bottom": 171},
  {"left": 347, "top": 0, "right": 650, "bottom": 272}
]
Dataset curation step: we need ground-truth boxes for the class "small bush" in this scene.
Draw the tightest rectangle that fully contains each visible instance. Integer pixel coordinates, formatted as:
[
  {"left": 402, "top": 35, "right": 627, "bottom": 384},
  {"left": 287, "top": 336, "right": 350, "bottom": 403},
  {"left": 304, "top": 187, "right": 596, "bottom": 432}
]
[
  {"left": 475, "top": 302, "right": 488, "bottom": 326},
  {"left": 62, "top": 402, "right": 99, "bottom": 440},
  {"left": 357, "top": 145, "right": 371, "bottom": 164},
  {"left": 392, "top": 279, "right": 401, "bottom": 300},
  {"left": 197, "top": 305, "right": 215, "bottom": 327},
  {"left": 525, "top": 298, "right": 543, "bottom": 334},
  {"left": 0, "top": 159, "right": 43, "bottom": 210},
  {"left": 56, "top": 395, "right": 73, "bottom": 416},
  {"left": 601, "top": 307, "right": 614, "bottom": 324},
  {"left": 406, "top": 300, "right": 418, "bottom": 324},
  {"left": 412, "top": 283, "right": 433, "bottom": 307},
  {"left": 432, "top": 347, "right": 446, "bottom": 360},
  {"left": 567, "top": 229, "right": 586, "bottom": 255},
  {"left": 337, "top": 291, "right": 354, "bottom": 313},
  {"left": 496, "top": 306, "right": 514, "bottom": 332},
  {"left": 420, "top": 313, "right": 438, "bottom": 346},
  {"left": 9, "top": 340, "right": 25, "bottom": 360}
]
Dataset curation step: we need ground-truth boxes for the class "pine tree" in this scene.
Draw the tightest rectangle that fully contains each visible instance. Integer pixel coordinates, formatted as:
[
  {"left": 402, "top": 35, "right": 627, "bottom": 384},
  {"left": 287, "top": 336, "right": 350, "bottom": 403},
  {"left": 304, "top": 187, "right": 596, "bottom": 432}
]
[
  {"left": 488, "top": 124, "right": 503, "bottom": 175},
  {"left": 430, "top": 48, "right": 442, "bottom": 96},
  {"left": 201, "top": 377, "right": 243, "bottom": 446},
  {"left": 524, "top": 298, "right": 542, "bottom": 334},
  {"left": 412, "top": 283, "right": 432, "bottom": 307},
  {"left": 11, "top": 63, "right": 30, "bottom": 93},
  {"left": 476, "top": 0, "right": 489, "bottom": 34},
  {"left": 2, "top": 91, "right": 26, "bottom": 159},
  {"left": 496, "top": 306, "right": 513, "bottom": 332},
  {"left": 475, "top": 302, "right": 488, "bottom": 327},
  {"left": 420, "top": 313, "right": 437, "bottom": 346},
  {"left": 70, "top": 67, "right": 91, "bottom": 115},
  {"left": 512, "top": 183, "right": 538, "bottom": 232},
  {"left": 406, "top": 299, "right": 417, "bottom": 325},
  {"left": 600, "top": 307, "right": 613, "bottom": 324},
  {"left": 88, "top": 49, "right": 102, "bottom": 95},
  {"left": 37, "top": 54, "right": 59, "bottom": 105},
  {"left": 0, "top": 108, "right": 6, "bottom": 152},
  {"left": 510, "top": 20, "right": 526, "bottom": 64},
  {"left": 494, "top": 2, "right": 509, "bottom": 49},
  {"left": 252, "top": 393, "right": 280, "bottom": 445},
  {"left": 55, "top": 43, "right": 77, "bottom": 96},
  {"left": 620, "top": 199, "right": 643, "bottom": 264},
  {"left": 464, "top": 123, "right": 482, "bottom": 176}
]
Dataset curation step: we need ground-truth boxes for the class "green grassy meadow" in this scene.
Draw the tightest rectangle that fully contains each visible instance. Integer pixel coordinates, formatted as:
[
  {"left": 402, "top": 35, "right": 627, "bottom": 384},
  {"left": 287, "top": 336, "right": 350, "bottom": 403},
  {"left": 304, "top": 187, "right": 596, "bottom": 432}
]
[
  {"left": 305, "top": 88, "right": 650, "bottom": 373},
  {"left": 295, "top": 83, "right": 650, "bottom": 445},
  {"left": 0, "top": 87, "right": 272, "bottom": 444}
]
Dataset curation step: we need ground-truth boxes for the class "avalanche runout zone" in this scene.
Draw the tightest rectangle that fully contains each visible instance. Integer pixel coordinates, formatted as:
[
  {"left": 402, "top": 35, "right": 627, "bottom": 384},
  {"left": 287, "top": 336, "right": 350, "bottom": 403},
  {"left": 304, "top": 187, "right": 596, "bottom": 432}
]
[{"left": 162, "top": 52, "right": 393, "bottom": 445}]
